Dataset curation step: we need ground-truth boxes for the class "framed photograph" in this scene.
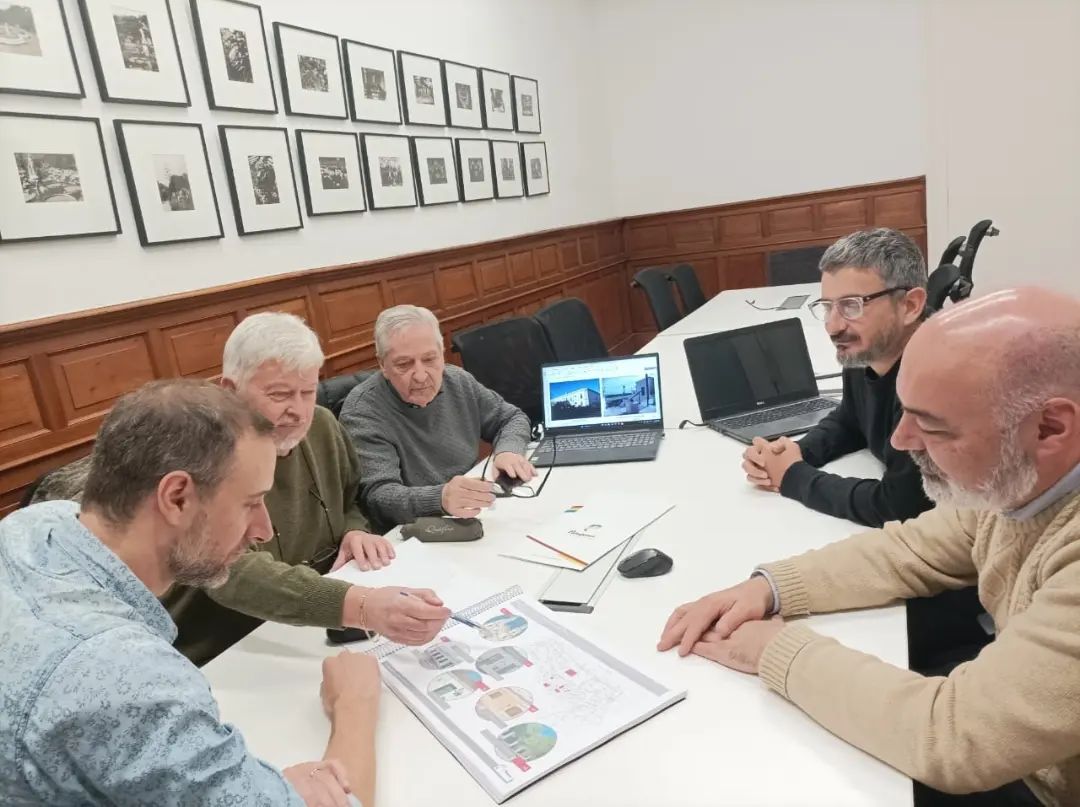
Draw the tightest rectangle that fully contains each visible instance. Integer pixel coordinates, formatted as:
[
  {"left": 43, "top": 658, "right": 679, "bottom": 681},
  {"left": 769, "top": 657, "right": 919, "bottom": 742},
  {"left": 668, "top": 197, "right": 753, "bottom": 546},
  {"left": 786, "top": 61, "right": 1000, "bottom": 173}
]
[
  {"left": 0, "top": 0, "right": 84, "bottom": 97},
  {"left": 114, "top": 119, "right": 222, "bottom": 246},
  {"left": 490, "top": 139, "right": 522, "bottom": 199},
  {"left": 455, "top": 137, "right": 492, "bottom": 203},
  {"left": 190, "top": 0, "right": 276, "bottom": 113},
  {"left": 479, "top": 67, "right": 511, "bottom": 131},
  {"left": 218, "top": 124, "right": 302, "bottom": 235},
  {"left": 0, "top": 112, "right": 120, "bottom": 243},
  {"left": 273, "top": 22, "right": 345, "bottom": 119},
  {"left": 77, "top": 0, "right": 189, "bottom": 105},
  {"left": 360, "top": 133, "right": 416, "bottom": 210},
  {"left": 512, "top": 74, "right": 541, "bottom": 133},
  {"left": 342, "top": 39, "right": 400, "bottom": 124},
  {"left": 410, "top": 136, "right": 459, "bottom": 207},
  {"left": 521, "top": 141, "right": 549, "bottom": 197},
  {"left": 442, "top": 59, "right": 481, "bottom": 129},
  {"left": 397, "top": 50, "right": 446, "bottom": 127},
  {"left": 295, "top": 129, "right": 365, "bottom": 217}
]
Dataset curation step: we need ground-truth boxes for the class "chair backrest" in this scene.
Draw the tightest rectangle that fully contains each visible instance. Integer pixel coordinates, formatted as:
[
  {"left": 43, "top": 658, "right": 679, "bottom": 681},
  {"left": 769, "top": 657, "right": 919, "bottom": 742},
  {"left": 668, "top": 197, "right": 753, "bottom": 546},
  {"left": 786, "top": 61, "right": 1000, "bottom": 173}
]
[
  {"left": 534, "top": 297, "right": 608, "bottom": 363},
  {"left": 766, "top": 245, "right": 827, "bottom": 286},
  {"left": 666, "top": 263, "right": 707, "bottom": 313},
  {"left": 926, "top": 263, "right": 972, "bottom": 313},
  {"left": 632, "top": 266, "right": 683, "bottom": 331},
  {"left": 450, "top": 317, "right": 555, "bottom": 425},
  {"left": 317, "top": 370, "right": 375, "bottom": 418}
]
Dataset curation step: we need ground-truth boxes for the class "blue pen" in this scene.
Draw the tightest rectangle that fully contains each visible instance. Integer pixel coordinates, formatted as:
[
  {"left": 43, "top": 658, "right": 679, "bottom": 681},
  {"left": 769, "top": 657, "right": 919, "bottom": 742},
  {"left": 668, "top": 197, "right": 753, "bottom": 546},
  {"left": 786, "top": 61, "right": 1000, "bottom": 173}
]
[{"left": 399, "top": 590, "right": 482, "bottom": 630}]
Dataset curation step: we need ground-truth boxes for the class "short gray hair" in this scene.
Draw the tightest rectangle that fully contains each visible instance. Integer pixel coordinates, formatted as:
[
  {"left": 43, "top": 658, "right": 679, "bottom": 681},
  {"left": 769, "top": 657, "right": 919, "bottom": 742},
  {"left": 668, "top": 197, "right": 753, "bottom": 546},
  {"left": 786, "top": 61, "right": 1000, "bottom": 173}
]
[
  {"left": 222, "top": 312, "right": 323, "bottom": 386},
  {"left": 994, "top": 326, "right": 1080, "bottom": 427},
  {"left": 374, "top": 305, "right": 443, "bottom": 361},
  {"left": 819, "top": 228, "right": 928, "bottom": 290}
]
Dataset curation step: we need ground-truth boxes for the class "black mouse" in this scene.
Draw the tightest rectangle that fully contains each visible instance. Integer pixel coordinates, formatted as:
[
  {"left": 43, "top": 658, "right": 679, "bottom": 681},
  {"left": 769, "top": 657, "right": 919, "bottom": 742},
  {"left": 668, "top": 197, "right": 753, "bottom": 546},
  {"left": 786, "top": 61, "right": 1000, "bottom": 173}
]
[{"left": 617, "top": 548, "right": 673, "bottom": 578}]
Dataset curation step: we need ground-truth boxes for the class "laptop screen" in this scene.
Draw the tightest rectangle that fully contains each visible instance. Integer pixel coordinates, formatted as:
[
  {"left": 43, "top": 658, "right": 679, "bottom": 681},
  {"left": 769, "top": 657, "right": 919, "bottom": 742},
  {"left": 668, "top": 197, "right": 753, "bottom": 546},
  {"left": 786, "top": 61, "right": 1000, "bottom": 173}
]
[
  {"left": 541, "top": 353, "right": 663, "bottom": 433},
  {"left": 683, "top": 318, "right": 819, "bottom": 420}
]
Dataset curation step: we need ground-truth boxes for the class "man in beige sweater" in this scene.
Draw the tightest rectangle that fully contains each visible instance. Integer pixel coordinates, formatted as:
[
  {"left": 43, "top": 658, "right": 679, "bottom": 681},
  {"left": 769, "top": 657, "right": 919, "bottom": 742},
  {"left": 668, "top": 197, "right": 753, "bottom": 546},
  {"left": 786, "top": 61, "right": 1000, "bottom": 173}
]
[{"left": 659, "top": 287, "right": 1080, "bottom": 806}]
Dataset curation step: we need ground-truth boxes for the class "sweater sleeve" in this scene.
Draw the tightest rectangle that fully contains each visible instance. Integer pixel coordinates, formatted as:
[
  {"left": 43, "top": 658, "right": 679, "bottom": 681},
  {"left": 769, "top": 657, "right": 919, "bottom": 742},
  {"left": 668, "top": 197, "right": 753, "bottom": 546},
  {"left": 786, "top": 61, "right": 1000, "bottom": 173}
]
[
  {"left": 794, "top": 377, "right": 867, "bottom": 468},
  {"left": 468, "top": 374, "right": 531, "bottom": 456},
  {"left": 758, "top": 545, "right": 1080, "bottom": 794}
]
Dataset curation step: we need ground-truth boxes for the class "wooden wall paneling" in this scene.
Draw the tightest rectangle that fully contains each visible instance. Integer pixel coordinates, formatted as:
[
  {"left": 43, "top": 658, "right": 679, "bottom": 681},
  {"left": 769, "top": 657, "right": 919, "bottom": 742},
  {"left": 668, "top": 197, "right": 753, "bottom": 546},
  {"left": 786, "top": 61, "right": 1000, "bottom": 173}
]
[
  {"left": 477, "top": 254, "right": 510, "bottom": 295},
  {"left": 765, "top": 205, "right": 814, "bottom": 240},
  {"left": 318, "top": 278, "right": 385, "bottom": 352},
  {"left": 436, "top": 261, "right": 479, "bottom": 309},
  {"left": 559, "top": 239, "right": 580, "bottom": 273},
  {"left": 721, "top": 252, "right": 768, "bottom": 289},
  {"left": 509, "top": 250, "right": 536, "bottom": 286},
  {"left": 160, "top": 314, "right": 238, "bottom": 378},
  {"left": 0, "top": 362, "right": 48, "bottom": 448},
  {"left": 535, "top": 243, "right": 560, "bottom": 278},
  {"left": 871, "top": 188, "right": 925, "bottom": 228},
  {"left": 717, "top": 212, "right": 763, "bottom": 247}
]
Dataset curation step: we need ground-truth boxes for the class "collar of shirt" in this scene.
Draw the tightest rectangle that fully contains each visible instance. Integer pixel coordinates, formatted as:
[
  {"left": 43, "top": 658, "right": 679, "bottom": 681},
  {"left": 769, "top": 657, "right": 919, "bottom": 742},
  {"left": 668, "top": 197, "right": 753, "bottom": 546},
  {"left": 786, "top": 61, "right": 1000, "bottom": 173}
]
[{"left": 1005, "top": 460, "right": 1080, "bottom": 521}]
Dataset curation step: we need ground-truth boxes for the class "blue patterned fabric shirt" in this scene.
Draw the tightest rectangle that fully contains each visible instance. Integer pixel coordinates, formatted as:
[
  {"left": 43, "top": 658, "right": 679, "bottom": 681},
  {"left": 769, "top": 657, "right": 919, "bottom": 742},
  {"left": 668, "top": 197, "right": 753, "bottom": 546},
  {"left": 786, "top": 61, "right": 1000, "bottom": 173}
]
[{"left": 0, "top": 501, "right": 304, "bottom": 806}]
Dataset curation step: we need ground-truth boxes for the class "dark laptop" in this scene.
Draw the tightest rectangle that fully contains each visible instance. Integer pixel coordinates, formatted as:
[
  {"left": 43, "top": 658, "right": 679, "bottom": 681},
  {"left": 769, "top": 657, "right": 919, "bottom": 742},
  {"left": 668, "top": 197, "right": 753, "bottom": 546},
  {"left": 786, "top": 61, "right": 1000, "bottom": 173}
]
[
  {"left": 683, "top": 318, "right": 838, "bottom": 444},
  {"left": 531, "top": 353, "right": 664, "bottom": 467}
]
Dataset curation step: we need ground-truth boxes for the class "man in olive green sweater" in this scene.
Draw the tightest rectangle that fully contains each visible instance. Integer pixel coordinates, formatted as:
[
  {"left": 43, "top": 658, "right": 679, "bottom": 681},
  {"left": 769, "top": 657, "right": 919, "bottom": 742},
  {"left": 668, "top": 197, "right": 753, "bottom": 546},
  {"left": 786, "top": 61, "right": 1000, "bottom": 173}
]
[{"left": 660, "top": 288, "right": 1080, "bottom": 806}]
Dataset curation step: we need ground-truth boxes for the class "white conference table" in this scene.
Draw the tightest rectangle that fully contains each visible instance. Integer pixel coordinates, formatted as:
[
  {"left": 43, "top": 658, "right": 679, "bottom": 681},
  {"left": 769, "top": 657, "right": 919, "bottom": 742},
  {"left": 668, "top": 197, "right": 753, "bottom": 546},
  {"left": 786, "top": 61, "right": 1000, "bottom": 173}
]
[{"left": 205, "top": 283, "right": 912, "bottom": 807}]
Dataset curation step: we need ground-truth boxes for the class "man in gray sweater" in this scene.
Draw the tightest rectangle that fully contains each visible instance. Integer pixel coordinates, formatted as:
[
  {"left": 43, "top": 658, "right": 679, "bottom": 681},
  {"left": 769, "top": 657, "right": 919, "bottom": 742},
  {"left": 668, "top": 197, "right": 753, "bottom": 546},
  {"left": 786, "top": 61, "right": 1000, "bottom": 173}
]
[{"left": 340, "top": 305, "right": 535, "bottom": 532}]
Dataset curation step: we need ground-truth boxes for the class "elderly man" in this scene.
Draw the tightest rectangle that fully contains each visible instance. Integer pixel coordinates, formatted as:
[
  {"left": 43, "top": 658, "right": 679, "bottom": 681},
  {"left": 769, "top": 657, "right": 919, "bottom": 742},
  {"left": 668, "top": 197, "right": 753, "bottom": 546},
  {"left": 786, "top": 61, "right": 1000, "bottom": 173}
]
[
  {"left": 742, "top": 227, "right": 933, "bottom": 528},
  {"left": 163, "top": 312, "right": 450, "bottom": 665},
  {"left": 340, "top": 305, "right": 534, "bottom": 532},
  {"left": 0, "top": 381, "right": 380, "bottom": 806},
  {"left": 660, "top": 288, "right": 1080, "bottom": 805}
]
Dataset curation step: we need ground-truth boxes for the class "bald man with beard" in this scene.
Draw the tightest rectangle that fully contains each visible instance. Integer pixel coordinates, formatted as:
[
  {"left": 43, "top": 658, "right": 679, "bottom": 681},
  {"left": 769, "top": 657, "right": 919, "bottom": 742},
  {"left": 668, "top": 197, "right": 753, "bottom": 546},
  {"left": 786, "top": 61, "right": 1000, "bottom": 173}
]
[{"left": 659, "top": 288, "right": 1080, "bottom": 806}]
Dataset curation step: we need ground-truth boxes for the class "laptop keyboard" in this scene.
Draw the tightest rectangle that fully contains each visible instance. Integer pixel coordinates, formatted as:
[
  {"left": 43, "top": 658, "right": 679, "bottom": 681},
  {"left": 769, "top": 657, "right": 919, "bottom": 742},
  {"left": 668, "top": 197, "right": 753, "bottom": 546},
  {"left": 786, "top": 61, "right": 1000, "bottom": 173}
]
[
  {"left": 717, "top": 398, "right": 836, "bottom": 430},
  {"left": 533, "top": 431, "right": 660, "bottom": 453}
]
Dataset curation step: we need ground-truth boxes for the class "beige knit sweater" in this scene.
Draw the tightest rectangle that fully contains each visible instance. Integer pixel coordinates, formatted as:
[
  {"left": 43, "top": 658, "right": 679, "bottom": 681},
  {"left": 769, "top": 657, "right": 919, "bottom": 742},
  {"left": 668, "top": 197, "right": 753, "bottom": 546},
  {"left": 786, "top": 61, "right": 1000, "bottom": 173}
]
[{"left": 758, "top": 494, "right": 1080, "bottom": 805}]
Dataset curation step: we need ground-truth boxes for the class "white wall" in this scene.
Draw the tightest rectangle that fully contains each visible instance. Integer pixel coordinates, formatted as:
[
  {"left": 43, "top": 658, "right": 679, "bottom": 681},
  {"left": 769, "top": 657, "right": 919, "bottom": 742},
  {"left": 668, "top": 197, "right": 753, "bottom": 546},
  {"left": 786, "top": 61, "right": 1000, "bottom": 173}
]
[
  {"left": 926, "top": 0, "right": 1080, "bottom": 295},
  {"left": 591, "top": 0, "right": 928, "bottom": 217},
  {"left": 0, "top": 0, "right": 614, "bottom": 324}
]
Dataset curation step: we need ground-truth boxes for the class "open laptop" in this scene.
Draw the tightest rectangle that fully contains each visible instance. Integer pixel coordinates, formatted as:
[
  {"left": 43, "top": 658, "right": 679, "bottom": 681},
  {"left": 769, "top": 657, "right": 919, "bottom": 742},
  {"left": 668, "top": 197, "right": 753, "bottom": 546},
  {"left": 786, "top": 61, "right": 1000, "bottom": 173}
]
[
  {"left": 684, "top": 318, "right": 838, "bottom": 444},
  {"left": 531, "top": 353, "right": 664, "bottom": 466}
]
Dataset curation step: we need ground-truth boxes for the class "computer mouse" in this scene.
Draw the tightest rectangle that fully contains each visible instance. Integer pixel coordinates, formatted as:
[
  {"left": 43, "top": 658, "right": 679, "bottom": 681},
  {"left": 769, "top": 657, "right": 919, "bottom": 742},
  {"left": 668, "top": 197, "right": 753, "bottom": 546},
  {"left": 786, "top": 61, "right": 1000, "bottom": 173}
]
[{"left": 617, "top": 548, "right": 673, "bottom": 579}]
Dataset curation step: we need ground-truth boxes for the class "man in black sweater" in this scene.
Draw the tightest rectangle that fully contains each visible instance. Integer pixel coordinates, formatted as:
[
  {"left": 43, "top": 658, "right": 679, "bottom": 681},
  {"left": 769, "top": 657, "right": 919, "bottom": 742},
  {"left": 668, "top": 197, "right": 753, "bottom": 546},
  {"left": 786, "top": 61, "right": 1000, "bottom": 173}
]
[{"left": 742, "top": 227, "right": 932, "bottom": 528}]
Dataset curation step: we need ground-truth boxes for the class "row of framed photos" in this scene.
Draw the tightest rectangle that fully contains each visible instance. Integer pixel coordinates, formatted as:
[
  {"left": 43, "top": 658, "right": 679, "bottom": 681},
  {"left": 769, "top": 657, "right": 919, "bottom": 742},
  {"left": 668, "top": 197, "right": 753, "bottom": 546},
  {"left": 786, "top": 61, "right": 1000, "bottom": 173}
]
[
  {"left": 2, "top": 0, "right": 541, "bottom": 132},
  {"left": 0, "top": 110, "right": 550, "bottom": 245}
]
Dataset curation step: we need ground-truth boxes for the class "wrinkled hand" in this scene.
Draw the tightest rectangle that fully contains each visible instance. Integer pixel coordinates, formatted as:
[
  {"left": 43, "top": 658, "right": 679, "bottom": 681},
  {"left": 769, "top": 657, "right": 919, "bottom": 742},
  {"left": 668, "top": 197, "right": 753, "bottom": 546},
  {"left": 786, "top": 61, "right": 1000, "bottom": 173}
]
[
  {"left": 690, "top": 616, "right": 786, "bottom": 674},
  {"left": 492, "top": 451, "right": 536, "bottom": 482},
  {"left": 320, "top": 651, "right": 381, "bottom": 718},
  {"left": 331, "top": 530, "right": 396, "bottom": 572},
  {"left": 441, "top": 475, "right": 496, "bottom": 517},
  {"left": 657, "top": 575, "right": 775, "bottom": 656},
  {"left": 362, "top": 586, "right": 450, "bottom": 645},
  {"left": 283, "top": 759, "right": 352, "bottom": 807}
]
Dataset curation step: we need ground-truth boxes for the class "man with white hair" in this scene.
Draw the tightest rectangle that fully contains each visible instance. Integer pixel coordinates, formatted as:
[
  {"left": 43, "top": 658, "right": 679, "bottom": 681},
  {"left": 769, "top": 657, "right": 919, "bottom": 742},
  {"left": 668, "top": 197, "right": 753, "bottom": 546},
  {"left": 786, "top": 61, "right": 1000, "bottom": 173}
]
[
  {"left": 164, "top": 312, "right": 450, "bottom": 665},
  {"left": 340, "top": 305, "right": 534, "bottom": 532}
]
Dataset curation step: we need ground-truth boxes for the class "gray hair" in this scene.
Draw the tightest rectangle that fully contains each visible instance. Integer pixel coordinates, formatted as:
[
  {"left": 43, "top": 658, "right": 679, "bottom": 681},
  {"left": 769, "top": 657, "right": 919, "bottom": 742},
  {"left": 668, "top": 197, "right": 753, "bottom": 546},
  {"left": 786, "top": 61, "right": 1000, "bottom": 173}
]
[
  {"left": 374, "top": 304, "right": 443, "bottom": 361},
  {"left": 222, "top": 312, "right": 324, "bottom": 386},
  {"left": 82, "top": 380, "right": 274, "bottom": 525},
  {"left": 994, "top": 326, "right": 1080, "bottom": 427},
  {"left": 819, "top": 228, "right": 928, "bottom": 290}
]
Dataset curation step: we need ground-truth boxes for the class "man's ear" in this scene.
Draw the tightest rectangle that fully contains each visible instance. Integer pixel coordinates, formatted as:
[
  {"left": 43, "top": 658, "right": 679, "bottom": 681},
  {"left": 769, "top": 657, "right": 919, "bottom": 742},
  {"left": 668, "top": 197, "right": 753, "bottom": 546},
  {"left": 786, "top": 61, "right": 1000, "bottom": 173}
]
[
  {"left": 157, "top": 470, "right": 197, "bottom": 527},
  {"left": 1034, "top": 398, "right": 1080, "bottom": 456},
  {"left": 220, "top": 376, "right": 237, "bottom": 392},
  {"left": 905, "top": 287, "right": 928, "bottom": 324}
]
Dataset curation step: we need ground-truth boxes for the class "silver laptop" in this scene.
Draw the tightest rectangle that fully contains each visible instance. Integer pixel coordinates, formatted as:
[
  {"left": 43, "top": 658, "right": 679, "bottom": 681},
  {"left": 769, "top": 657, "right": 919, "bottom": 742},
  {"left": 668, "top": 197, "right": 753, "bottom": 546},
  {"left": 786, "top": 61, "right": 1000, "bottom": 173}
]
[
  {"left": 684, "top": 318, "right": 838, "bottom": 444},
  {"left": 531, "top": 353, "right": 664, "bottom": 467}
]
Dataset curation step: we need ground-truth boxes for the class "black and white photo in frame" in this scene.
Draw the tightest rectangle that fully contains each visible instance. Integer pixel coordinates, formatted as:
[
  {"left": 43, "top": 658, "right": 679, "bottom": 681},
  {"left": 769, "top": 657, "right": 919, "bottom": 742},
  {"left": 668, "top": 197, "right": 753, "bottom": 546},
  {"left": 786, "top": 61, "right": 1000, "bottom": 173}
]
[
  {"left": 77, "top": 0, "right": 190, "bottom": 105},
  {"left": 410, "top": 136, "right": 459, "bottom": 206},
  {"left": 190, "top": 0, "right": 276, "bottom": 112},
  {"left": 479, "top": 67, "right": 512, "bottom": 131},
  {"left": 342, "top": 39, "right": 400, "bottom": 124},
  {"left": 442, "top": 59, "right": 481, "bottom": 129},
  {"left": 455, "top": 137, "right": 493, "bottom": 202},
  {"left": 521, "top": 141, "right": 549, "bottom": 197},
  {"left": 218, "top": 124, "right": 302, "bottom": 234},
  {"left": 511, "top": 74, "right": 541, "bottom": 133},
  {"left": 397, "top": 50, "right": 446, "bottom": 126},
  {"left": 359, "top": 133, "right": 416, "bottom": 210},
  {"left": 0, "top": 0, "right": 84, "bottom": 97},
  {"left": 114, "top": 119, "right": 222, "bottom": 246},
  {"left": 295, "top": 129, "right": 366, "bottom": 216},
  {"left": 0, "top": 112, "right": 120, "bottom": 242},
  {"left": 273, "top": 22, "right": 345, "bottom": 119},
  {"left": 490, "top": 139, "right": 523, "bottom": 198}
]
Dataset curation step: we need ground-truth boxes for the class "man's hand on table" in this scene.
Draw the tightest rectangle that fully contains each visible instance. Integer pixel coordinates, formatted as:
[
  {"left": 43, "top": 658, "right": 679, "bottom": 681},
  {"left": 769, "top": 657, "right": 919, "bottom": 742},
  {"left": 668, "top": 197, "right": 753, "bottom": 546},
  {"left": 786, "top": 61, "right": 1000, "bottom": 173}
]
[
  {"left": 657, "top": 575, "right": 775, "bottom": 656},
  {"left": 331, "top": 530, "right": 396, "bottom": 572}
]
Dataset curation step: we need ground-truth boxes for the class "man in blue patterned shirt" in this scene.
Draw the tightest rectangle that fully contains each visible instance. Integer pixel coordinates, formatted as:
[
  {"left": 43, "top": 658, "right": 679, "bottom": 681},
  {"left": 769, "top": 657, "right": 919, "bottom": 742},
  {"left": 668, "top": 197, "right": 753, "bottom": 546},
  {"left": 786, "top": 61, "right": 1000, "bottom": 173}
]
[{"left": 0, "top": 380, "right": 378, "bottom": 806}]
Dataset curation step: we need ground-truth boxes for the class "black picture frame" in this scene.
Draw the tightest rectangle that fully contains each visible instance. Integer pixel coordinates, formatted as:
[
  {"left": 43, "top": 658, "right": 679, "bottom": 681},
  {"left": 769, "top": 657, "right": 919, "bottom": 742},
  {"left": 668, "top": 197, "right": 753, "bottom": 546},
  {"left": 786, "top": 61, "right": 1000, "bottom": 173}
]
[
  {"left": 359, "top": 132, "right": 417, "bottom": 211},
  {"left": 454, "top": 137, "right": 493, "bottom": 203},
  {"left": 218, "top": 123, "right": 304, "bottom": 235},
  {"left": 342, "top": 39, "right": 401, "bottom": 125},
  {"left": 77, "top": 0, "right": 191, "bottom": 106},
  {"left": 441, "top": 58, "right": 482, "bottom": 130},
  {"left": 397, "top": 49, "right": 447, "bottom": 127},
  {"left": 511, "top": 74, "right": 541, "bottom": 134},
  {"left": 521, "top": 141, "right": 550, "bottom": 197},
  {"left": 189, "top": 0, "right": 277, "bottom": 113},
  {"left": 295, "top": 128, "right": 366, "bottom": 217},
  {"left": 273, "top": 21, "right": 346, "bottom": 119},
  {"left": 0, "top": 111, "right": 121, "bottom": 243},
  {"left": 410, "top": 135, "right": 460, "bottom": 207},
  {"left": 0, "top": 0, "right": 85, "bottom": 98},
  {"left": 490, "top": 139, "right": 523, "bottom": 199},
  {"left": 479, "top": 66, "right": 513, "bottom": 131}
]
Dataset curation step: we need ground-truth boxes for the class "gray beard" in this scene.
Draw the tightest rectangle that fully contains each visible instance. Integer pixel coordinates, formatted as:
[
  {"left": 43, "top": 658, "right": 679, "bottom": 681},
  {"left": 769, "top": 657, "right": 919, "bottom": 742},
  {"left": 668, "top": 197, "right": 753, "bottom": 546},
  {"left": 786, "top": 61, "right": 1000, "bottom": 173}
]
[
  {"left": 909, "top": 431, "right": 1039, "bottom": 512},
  {"left": 834, "top": 320, "right": 904, "bottom": 369}
]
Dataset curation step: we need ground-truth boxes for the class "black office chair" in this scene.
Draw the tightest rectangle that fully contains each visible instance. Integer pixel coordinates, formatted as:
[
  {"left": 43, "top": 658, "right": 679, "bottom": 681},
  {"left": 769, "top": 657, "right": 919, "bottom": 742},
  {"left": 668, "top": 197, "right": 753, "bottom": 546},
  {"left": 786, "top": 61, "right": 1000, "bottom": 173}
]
[
  {"left": 316, "top": 370, "right": 375, "bottom": 418},
  {"left": 926, "top": 263, "right": 970, "bottom": 313},
  {"left": 534, "top": 298, "right": 608, "bottom": 362},
  {"left": 766, "top": 245, "right": 828, "bottom": 286},
  {"left": 927, "top": 218, "right": 999, "bottom": 313},
  {"left": 451, "top": 317, "right": 555, "bottom": 426},
  {"left": 937, "top": 236, "right": 966, "bottom": 268},
  {"left": 666, "top": 263, "right": 707, "bottom": 313},
  {"left": 631, "top": 267, "right": 682, "bottom": 331}
]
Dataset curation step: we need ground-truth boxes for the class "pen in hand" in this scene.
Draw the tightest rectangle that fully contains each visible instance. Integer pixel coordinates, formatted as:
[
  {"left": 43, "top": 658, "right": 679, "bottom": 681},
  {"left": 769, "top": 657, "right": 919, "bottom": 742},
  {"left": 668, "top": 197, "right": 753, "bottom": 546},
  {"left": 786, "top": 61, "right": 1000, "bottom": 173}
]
[{"left": 399, "top": 590, "right": 481, "bottom": 630}]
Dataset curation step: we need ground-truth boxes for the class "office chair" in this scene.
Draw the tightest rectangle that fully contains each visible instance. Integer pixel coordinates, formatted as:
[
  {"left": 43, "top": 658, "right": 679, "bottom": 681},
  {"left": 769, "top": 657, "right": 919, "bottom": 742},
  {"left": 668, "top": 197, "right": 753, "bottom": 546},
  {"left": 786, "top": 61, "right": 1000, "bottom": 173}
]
[
  {"left": 937, "top": 236, "right": 966, "bottom": 268},
  {"left": 631, "top": 267, "right": 682, "bottom": 331},
  {"left": 666, "top": 263, "right": 707, "bottom": 313},
  {"left": 316, "top": 370, "right": 375, "bottom": 418},
  {"left": 927, "top": 218, "right": 999, "bottom": 313},
  {"left": 957, "top": 218, "right": 999, "bottom": 282},
  {"left": 534, "top": 298, "right": 609, "bottom": 362},
  {"left": 766, "top": 245, "right": 828, "bottom": 286}
]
